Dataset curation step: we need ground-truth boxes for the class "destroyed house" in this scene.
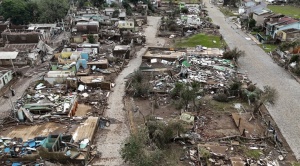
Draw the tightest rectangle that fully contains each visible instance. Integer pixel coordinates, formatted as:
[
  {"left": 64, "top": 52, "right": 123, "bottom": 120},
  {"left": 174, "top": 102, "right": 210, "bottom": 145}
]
[
  {"left": 0, "top": 40, "right": 54, "bottom": 66},
  {"left": 71, "top": 33, "right": 98, "bottom": 43},
  {"left": 23, "top": 92, "right": 78, "bottom": 117},
  {"left": 1, "top": 29, "right": 42, "bottom": 44},
  {"left": 265, "top": 16, "right": 298, "bottom": 37},
  {"left": 0, "top": 116, "right": 98, "bottom": 164},
  {"left": 75, "top": 21, "right": 99, "bottom": 34},
  {"left": 276, "top": 28, "right": 300, "bottom": 42},
  {"left": 113, "top": 45, "right": 131, "bottom": 59},
  {"left": 0, "top": 51, "right": 28, "bottom": 66},
  {"left": 44, "top": 70, "right": 76, "bottom": 85}
]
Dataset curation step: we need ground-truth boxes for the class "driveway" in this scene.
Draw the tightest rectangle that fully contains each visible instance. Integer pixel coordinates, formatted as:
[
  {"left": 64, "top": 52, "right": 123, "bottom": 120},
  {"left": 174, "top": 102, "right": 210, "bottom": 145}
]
[
  {"left": 204, "top": 0, "right": 300, "bottom": 159},
  {"left": 94, "top": 16, "right": 165, "bottom": 166}
]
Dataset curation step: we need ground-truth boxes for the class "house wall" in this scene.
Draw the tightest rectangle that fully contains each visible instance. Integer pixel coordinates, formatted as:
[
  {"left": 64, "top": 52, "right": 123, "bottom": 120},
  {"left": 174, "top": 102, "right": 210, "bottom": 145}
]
[
  {"left": 273, "top": 22, "right": 300, "bottom": 38},
  {"left": 0, "top": 70, "right": 13, "bottom": 90},
  {"left": 253, "top": 13, "right": 271, "bottom": 26},
  {"left": 1, "top": 33, "right": 40, "bottom": 44},
  {"left": 0, "top": 56, "right": 28, "bottom": 66},
  {"left": 118, "top": 21, "right": 135, "bottom": 29},
  {"left": 113, "top": 50, "right": 131, "bottom": 59},
  {"left": 76, "top": 24, "right": 99, "bottom": 34},
  {"left": 44, "top": 71, "right": 75, "bottom": 85}
]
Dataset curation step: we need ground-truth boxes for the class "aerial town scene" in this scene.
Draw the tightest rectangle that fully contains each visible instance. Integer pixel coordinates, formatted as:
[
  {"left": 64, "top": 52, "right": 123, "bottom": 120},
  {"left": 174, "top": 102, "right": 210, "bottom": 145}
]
[{"left": 0, "top": 0, "right": 299, "bottom": 165}]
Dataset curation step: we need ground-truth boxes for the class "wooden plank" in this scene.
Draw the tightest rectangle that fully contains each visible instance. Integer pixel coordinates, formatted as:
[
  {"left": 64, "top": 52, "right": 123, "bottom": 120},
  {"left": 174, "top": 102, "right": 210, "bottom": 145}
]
[
  {"left": 22, "top": 108, "right": 33, "bottom": 123},
  {"left": 72, "top": 117, "right": 99, "bottom": 142}
]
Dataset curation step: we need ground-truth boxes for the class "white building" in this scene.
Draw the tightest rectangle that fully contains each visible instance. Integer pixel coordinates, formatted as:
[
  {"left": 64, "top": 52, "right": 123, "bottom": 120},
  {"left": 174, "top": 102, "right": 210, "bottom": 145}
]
[{"left": 0, "top": 70, "right": 13, "bottom": 90}]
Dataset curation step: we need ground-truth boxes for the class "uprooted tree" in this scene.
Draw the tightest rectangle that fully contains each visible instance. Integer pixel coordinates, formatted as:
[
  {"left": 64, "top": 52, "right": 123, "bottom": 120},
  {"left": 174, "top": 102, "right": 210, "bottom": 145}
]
[{"left": 253, "top": 86, "right": 278, "bottom": 114}]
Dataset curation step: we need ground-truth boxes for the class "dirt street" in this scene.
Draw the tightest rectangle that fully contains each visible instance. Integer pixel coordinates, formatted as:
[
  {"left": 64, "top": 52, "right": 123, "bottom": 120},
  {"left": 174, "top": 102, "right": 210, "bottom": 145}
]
[
  {"left": 205, "top": 1, "right": 300, "bottom": 160},
  {"left": 94, "top": 16, "right": 165, "bottom": 166}
]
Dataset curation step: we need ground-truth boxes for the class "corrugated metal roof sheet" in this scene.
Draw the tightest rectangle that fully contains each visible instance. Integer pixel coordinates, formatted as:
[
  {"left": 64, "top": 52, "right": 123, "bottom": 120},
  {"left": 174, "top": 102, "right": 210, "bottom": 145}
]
[{"left": 0, "top": 52, "right": 19, "bottom": 59}]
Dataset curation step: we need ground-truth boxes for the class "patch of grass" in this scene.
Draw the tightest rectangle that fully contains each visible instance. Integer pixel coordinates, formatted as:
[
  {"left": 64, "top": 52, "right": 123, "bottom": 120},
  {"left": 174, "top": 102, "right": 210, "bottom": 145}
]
[
  {"left": 163, "top": 144, "right": 186, "bottom": 166},
  {"left": 176, "top": 33, "right": 224, "bottom": 48},
  {"left": 260, "top": 44, "right": 278, "bottom": 52},
  {"left": 291, "top": 162, "right": 300, "bottom": 166},
  {"left": 268, "top": 5, "right": 300, "bottom": 19},
  {"left": 219, "top": 7, "right": 236, "bottom": 16},
  {"left": 244, "top": 149, "right": 262, "bottom": 160}
]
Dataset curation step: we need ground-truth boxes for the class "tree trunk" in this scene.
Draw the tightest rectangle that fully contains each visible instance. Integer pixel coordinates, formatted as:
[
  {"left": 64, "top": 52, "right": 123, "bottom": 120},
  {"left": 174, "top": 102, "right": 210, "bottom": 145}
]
[{"left": 253, "top": 101, "right": 263, "bottom": 114}]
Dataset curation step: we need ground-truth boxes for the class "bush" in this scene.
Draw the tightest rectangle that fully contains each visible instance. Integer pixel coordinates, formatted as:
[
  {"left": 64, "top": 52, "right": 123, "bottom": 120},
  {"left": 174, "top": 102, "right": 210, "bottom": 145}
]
[
  {"left": 289, "top": 55, "right": 299, "bottom": 64},
  {"left": 87, "top": 34, "right": 95, "bottom": 43},
  {"left": 121, "top": 128, "right": 163, "bottom": 166},
  {"left": 247, "top": 84, "right": 256, "bottom": 92},
  {"left": 230, "top": 81, "right": 241, "bottom": 91},
  {"left": 213, "top": 93, "right": 229, "bottom": 102},
  {"left": 222, "top": 47, "right": 245, "bottom": 60},
  {"left": 133, "top": 82, "right": 149, "bottom": 97},
  {"left": 132, "top": 70, "right": 143, "bottom": 83},
  {"left": 181, "top": 7, "right": 188, "bottom": 14},
  {"left": 112, "top": 10, "right": 120, "bottom": 18},
  {"left": 170, "top": 82, "right": 184, "bottom": 98},
  {"left": 147, "top": 120, "right": 184, "bottom": 148},
  {"left": 294, "top": 66, "right": 300, "bottom": 76}
]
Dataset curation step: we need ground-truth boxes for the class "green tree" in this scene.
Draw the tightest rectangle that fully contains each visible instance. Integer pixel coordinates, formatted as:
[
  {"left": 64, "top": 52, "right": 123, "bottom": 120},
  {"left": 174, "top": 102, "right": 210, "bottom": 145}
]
[
  {"left": 0, "top": 0, "right": 30, "bottom": 25},
  {"left": 26, "top": 1, "right": 40, "bottom": 23},
  {"left": 181, "top": 7, "right": 189, "bottom": 14},
  {"left": 37, "top": 0, "right": 69, "bottom": 23},
  {"left": 222, "top": 47, "right": 245, "bottom": 64},
  {"left": 121, "top": 127, "right": 163, "bottom": 166},
  {"left": 112, "top": 10, "right": 120, "bottom": 18},
  {"left": 253, "top": 86, "right": 278, "bottom": 114},
  {"left": 90, "top": 0, "right": 106, "bottom": 7},
  {"left": 248, "top": 19, "right": 256, "bottom": 30},
  {"left": 87, "top": 34, "right": 96, "bottom": 43}
]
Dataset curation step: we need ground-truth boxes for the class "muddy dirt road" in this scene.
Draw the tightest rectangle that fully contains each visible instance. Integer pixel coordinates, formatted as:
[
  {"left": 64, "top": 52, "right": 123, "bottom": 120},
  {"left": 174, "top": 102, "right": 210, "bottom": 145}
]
[{"left": 94, "top": 16, "right": 165, "bottom": 166}]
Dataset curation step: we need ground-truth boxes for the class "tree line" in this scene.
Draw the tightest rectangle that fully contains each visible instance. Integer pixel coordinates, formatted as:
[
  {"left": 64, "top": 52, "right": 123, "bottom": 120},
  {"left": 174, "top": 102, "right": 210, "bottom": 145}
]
[{"left": 0, "top": 0, "right": 69, "bottom": 25}]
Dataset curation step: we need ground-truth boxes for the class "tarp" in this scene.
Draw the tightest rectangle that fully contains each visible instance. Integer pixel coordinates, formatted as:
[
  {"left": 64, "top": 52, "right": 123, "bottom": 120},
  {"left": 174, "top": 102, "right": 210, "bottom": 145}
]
[
  {"left": 61, "top": 52, "right": 72, "bottom": 59},
  {"left": 182, "top": 60, "right": 191, "bottom": 67},
  {"left": 180, "top": 113, "right": 194, "bottom": 123}
]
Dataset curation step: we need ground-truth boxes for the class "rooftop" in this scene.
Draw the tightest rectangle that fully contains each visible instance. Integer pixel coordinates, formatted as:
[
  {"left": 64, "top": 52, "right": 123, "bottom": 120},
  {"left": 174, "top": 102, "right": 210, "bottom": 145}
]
[
  {"left": 281, "top": 28, "right": 300, "bottom": 33},
  {"left": 114, "top": 45, "right": 131, "bottom": 51},
  {"left": 0, "top": 51, "right": 19, "bottom": 59}
]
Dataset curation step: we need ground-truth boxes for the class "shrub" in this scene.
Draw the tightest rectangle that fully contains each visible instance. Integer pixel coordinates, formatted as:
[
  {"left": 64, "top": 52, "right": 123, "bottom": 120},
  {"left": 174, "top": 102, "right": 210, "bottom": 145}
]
[
  {"left": 229, "top": 81, "right": 241, "bottom": 91},
  {"left": 181, "top": 7, "right": 188, "bottom": 14},
  {"left": 132, "top": 70, "right": 143, "bottom": 83},
  {"left": 222, "top": 47, "right": 245, "bottom": 60},
  {"left": 289, "top": 55, "right": 299, "bottom": 64},
  {"left": 170, "top": 82, "right": 184, "bottom": 98},
  {"left": 213, "top": 93, "right": 229, "bottom": 102},
  {"left": 133, "top": 82, "right": 149, "bottom": 97},
  {"left": 247, "top": 84, "right": 256, "bottom": 92},
  {"left": 87, "top": 34, "right": 95, "bottom": 43}
]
